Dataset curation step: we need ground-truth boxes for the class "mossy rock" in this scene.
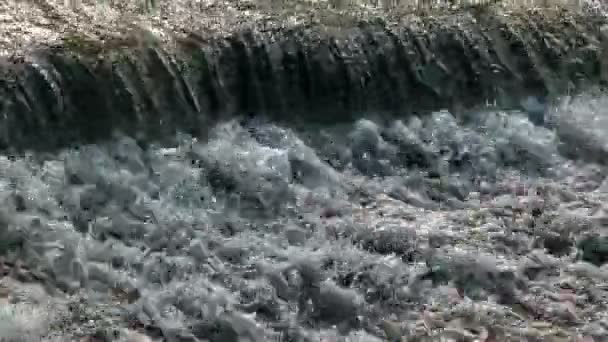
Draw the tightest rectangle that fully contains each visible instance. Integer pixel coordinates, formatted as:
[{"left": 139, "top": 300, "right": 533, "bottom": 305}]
[
  {"left": 577, "top": 235, "right": 608, "bottom": 266},
  {"left": 61, "top": 30, "right": 154, "bottom": 58},
  {"left": 62, "top": 33, "right": 106, "bottom": 56},
  {"left": 0, "top": 229, "right": 25, "bottom": 256},
  {"left": 0, "top": 214, "right": 25, "bottom": 256}
]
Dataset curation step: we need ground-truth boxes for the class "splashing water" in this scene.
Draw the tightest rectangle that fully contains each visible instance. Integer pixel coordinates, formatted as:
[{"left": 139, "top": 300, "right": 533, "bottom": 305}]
[{"left": 1, "top": 91, "right": 608, "bottom": 341}]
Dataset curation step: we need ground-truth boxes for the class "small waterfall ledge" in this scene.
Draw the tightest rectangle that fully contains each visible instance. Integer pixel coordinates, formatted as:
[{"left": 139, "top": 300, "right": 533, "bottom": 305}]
[{"left": 0, "top": 5, "right": 605, "bottom": 150}]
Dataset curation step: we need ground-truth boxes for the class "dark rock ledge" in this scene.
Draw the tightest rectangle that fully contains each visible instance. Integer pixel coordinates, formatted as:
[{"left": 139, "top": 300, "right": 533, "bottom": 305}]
[{"left": 0, "top": 3, "right": 605, "bottom": 150}]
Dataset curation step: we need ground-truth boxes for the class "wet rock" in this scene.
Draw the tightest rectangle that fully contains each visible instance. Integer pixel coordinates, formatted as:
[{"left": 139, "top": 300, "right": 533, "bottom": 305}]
[
  {"left": 354, "top": 227, "right": 418, "bottom": 261},
  {"left": 79, "top": 185, "right": 110, "bottom": 213},
  {"left": 216, "top": 245, "right": 248, "bottom": 265},
  {"left": 577, "top": 235, "right": 608, "bottom": 266},
  {"left": 422, "top": 252, "right": 522, "bottom": 304},
  {"left": 535, "top": 232, "right": 573, "bottom": 257},
  {"left": 91, "top": 214, "right": 149, "bottom": 241},
  {"left": 312, "top": 280, "right": 362, "bottom": 330},
  {"left": 0, "top": 219, "right": 25, "bottom": 256},
  {"left": 521, "top": 96, "right": 547, "bottom": 126}
]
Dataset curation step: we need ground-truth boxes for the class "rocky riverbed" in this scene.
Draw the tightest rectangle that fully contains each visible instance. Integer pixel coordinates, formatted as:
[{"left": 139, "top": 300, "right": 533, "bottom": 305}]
[
  {"left": 1, "top": 95, "right": 608, "bottom": 341},
  {"left": 1, "top": 1, "right": 608, "bottom": 341}
]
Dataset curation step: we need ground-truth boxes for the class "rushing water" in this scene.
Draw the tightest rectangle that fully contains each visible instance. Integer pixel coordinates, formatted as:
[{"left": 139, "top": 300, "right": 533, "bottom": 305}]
[{"left": 1, "top": 92, "right": 608, "bottom": 341}]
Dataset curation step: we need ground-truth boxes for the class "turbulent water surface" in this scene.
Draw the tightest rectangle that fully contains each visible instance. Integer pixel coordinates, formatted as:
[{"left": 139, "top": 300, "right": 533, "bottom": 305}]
[{"left": 1, "top": 90, "right": 608, "bottom": 341}]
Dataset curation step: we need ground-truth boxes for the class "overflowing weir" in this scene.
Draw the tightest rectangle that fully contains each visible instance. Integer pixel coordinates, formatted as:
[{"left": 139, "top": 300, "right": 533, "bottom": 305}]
[
  {"left": 1, "top": 5, "right": 605, "bottom": 149},
  {"left": 1, "top": 2, "right": 608, "bottom": 342}
]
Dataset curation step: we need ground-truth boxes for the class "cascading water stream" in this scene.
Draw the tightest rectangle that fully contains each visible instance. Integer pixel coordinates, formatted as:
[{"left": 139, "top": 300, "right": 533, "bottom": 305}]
[
  {"left": 2, "top": 97, "right": 608, "bottom": 341},
  {"left": 1, "top": 2, "right": 608, "bottom": 341}
]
